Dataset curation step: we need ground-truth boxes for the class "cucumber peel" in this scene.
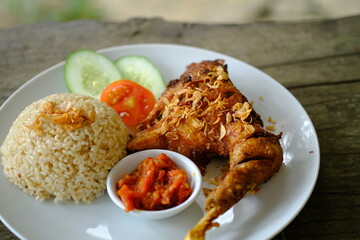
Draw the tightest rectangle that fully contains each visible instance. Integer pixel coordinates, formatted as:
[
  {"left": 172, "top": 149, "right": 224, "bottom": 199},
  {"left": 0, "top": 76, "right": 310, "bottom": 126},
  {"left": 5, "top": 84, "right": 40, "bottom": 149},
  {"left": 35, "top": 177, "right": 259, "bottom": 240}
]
[
  {"left": 64, "top": 49, "right": 122, "bottom": 99},
  {"left": 114, "top": 55, "right": 166, "bottom": 99}
]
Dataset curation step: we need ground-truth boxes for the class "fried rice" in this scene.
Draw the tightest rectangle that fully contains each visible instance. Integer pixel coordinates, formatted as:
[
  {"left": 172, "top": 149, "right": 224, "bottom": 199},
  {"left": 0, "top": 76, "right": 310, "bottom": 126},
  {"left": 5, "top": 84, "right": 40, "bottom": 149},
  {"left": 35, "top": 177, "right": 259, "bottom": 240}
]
[{"left": 0, "top": 93, "right": 129, "bottom": 203}]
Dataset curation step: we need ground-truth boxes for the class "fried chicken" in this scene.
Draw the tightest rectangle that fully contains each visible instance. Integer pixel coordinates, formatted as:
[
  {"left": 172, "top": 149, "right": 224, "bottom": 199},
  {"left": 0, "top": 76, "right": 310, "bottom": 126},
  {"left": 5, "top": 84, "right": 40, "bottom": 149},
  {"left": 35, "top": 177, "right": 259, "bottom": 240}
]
[{"left": 127, "top": 59, "right": 283, "bottom": 239}]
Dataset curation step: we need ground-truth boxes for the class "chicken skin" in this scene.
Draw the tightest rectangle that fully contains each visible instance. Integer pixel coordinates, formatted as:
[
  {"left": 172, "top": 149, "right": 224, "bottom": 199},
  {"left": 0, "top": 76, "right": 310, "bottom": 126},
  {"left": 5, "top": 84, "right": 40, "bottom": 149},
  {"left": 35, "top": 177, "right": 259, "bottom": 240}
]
[{"left": 127, "top": 60, "right": 283, "bottom": 239}]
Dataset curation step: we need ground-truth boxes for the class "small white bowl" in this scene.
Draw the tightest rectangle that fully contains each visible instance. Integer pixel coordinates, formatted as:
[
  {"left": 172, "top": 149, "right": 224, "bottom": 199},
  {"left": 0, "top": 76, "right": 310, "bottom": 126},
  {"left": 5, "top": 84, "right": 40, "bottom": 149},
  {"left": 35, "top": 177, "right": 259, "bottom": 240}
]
[{"left": 106, "top": 149, "right": 202, "bottom": 219}]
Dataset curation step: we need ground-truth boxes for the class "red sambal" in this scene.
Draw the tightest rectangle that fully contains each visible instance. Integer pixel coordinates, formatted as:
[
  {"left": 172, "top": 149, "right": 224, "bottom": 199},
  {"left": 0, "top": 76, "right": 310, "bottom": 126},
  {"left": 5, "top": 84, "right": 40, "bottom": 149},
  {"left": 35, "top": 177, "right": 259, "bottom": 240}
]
[{"left": 116, "top": 153, "right": 193, "bottom": 212}]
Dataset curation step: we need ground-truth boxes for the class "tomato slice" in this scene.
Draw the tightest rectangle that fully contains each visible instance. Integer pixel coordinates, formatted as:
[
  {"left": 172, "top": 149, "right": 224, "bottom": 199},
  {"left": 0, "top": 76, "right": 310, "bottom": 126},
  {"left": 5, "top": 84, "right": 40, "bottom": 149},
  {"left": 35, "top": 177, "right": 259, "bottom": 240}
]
[{"left": 100, "top": 80, "right": 156, "bottom": 126}]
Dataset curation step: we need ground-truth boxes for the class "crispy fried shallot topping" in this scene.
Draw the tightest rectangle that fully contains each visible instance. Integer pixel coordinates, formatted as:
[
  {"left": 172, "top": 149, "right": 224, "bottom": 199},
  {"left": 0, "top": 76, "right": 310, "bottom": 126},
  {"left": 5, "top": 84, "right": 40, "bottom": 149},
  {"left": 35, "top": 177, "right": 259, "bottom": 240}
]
[
  {"left": 26, "top": 101, "right": 96, "bottom": 133},
  {"left": 147, "top": 66, "right": 253, "bottom": 142}
]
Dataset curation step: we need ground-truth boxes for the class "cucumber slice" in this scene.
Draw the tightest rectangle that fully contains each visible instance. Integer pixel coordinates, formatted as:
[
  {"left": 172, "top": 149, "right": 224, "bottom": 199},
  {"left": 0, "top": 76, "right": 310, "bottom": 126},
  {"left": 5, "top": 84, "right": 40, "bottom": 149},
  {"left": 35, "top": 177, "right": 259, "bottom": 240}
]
[
  {"left": 64, "top": 49, "right": 122, "bottom": 99},
  {"left": 114, "top": 55, "right": 166, "bottom": 99}
]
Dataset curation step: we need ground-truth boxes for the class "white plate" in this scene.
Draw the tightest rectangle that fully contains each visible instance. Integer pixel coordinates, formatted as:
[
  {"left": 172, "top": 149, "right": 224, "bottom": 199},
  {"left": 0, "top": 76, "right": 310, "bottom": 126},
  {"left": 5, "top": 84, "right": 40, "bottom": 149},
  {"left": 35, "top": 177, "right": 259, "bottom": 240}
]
[{"left": 0, "top": 44, "right": 320, "bottom": 240}]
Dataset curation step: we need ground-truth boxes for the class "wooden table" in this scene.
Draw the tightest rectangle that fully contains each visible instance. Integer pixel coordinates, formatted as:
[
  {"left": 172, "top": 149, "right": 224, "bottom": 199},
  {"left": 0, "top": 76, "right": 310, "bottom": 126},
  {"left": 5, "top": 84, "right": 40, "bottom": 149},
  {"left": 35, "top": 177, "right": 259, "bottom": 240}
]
[{"left": 1, "top": 16, "right": 359, "bottom": 240}]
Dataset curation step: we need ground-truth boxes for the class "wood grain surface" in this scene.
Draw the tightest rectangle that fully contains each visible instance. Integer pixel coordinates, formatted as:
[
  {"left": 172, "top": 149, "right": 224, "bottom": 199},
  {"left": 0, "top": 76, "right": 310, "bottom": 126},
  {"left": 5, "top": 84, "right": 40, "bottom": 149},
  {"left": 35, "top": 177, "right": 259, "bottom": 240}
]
[{"left": 0, "top": 15, "right": 359, "bottom": 240}]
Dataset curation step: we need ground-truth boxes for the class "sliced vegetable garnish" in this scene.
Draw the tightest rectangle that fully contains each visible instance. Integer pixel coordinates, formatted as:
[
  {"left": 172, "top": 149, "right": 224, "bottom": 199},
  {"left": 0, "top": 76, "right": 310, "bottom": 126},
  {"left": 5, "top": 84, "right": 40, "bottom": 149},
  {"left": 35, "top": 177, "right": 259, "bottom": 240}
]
[
  {"left": 64, "top": 49, "right": 122, "bottom": 99},
  {"left": 100, "top": 80, "right": 156, "bottom": 126},
  {"left": 114, "top": 55, "right": 166, "bottom": 99}
]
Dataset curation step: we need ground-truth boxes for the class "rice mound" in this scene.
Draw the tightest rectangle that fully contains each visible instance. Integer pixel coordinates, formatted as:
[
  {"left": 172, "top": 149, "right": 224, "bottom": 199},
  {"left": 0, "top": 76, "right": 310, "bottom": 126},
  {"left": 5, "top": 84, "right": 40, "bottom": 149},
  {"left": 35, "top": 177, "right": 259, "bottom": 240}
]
[{"left": 0, "top": 93, "right": 129, "bottom": 203}]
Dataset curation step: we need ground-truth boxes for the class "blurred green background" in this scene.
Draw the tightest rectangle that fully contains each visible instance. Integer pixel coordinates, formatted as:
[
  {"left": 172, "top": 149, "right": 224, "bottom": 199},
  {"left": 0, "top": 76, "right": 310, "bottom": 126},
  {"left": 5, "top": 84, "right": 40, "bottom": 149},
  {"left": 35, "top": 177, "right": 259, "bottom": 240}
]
[
  {"left": 1, "top": 0, "right": 360, "bottom": 29},
  {"left": 0, "top": 0, "right": 102, "bottom": 28}
]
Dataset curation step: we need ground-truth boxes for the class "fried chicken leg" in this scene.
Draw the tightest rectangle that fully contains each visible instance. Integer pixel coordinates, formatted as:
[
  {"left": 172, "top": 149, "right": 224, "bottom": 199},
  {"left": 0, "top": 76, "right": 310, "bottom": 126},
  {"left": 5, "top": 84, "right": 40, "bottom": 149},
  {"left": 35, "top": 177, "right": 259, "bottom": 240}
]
[{"left": 127, "top": 60, "right": 283, "bottom": 239}]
